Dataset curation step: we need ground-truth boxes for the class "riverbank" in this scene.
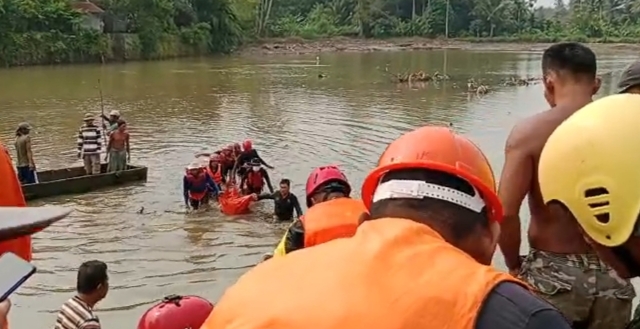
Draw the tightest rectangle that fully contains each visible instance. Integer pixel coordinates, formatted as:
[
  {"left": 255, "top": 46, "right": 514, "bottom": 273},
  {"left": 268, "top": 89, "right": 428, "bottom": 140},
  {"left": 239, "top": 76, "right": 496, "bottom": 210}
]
[{"left": 239, "top": 37, "right": 640, "bottom": 56}]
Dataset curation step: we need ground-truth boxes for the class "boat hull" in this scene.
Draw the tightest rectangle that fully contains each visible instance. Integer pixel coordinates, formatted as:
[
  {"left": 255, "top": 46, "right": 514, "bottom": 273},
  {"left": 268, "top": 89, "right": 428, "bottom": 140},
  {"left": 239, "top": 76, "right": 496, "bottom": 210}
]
[{"left": 21, "top": 164, "right": 148, "bottom": 200}]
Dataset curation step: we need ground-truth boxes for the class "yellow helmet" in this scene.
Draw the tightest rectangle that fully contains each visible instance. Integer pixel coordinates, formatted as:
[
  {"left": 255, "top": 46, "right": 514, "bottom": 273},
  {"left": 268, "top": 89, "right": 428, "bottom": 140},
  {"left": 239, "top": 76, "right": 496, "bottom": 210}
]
[{"left": 539, "top": 94, "right": 640, "bottom": 247}]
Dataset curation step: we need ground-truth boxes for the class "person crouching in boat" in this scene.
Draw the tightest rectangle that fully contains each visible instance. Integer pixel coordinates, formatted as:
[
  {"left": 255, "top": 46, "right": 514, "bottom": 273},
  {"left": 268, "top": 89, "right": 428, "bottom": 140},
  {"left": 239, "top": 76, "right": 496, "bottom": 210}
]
[
  {"left": 137, "top": 295, "right": 213, "bottom": 329},
  {"left": 537, "top": 94, "right": 640, "bottom": 328},
  {"left": 265, "top": 165, "right": 364, "bottom": 260},
  {"left": 183, "top": 162, "right": 219, "bottom": 211},
  {"left": 240, "top": 158, "right": 273, "bottom": 195},
  {"left": 201, "top": 126, "right": 572, "bottom": 329},
  {"left": 206, "top": 154, "right": 225, "bottom": 191}
]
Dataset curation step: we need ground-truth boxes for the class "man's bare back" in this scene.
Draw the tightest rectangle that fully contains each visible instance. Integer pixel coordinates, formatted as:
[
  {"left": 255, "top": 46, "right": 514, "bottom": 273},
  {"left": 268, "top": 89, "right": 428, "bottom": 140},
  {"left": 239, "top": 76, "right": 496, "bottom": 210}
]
[{"left": 508, "top": 103, "right": 592, "bottom": 255}]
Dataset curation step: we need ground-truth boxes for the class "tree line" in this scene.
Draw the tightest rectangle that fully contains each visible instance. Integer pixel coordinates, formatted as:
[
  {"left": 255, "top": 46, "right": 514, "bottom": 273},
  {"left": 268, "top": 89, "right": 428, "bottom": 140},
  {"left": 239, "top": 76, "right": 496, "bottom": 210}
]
[{"left": 1, "top": 0, "right": 639, "bottom": 66}]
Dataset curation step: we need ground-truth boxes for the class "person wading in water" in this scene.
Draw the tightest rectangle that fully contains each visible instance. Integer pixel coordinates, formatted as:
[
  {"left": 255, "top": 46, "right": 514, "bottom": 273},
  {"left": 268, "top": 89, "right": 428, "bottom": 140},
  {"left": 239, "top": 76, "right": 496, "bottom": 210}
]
[
  {"left": 498, "top": 42, "right": 635, "bottom": 328},
  {"left": 14, "top": 122, "right": 36, "bottom": 184},
  {"left": 106, "top": 120, "right": 130, "bottom": 172},
  {"left": 254, "top": 178, "right": 303, "bottom": 222}
]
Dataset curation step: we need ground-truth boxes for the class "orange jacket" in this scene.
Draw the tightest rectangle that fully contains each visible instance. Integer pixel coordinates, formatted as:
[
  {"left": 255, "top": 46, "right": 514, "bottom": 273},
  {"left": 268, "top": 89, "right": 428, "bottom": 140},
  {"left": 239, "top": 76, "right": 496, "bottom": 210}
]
[
  {"left": 0, "top": 142, "right": 31, "bottom": 261},
  {"left": 202, "top": 217, "right": 524, "bottom": 329},
  {"left": 206, "top": 164, "right": 223, "bottom": 184},
  {"left": 300, "top": 198, "right": 365, "bottom": 248}
]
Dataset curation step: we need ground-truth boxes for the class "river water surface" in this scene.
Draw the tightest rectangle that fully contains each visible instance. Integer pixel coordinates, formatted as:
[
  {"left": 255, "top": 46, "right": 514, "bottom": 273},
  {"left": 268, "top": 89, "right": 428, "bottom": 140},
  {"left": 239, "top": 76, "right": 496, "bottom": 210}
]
[{"left": 0, "top": 49, "right": 635, "bottom": 327}]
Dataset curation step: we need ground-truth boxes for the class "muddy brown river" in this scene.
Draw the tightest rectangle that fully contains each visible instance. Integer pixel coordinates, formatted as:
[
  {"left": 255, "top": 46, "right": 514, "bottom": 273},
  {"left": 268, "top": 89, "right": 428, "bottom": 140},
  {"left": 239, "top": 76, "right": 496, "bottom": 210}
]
[{"left": 0, "top": 49, "right": 635, "bottom": 327}]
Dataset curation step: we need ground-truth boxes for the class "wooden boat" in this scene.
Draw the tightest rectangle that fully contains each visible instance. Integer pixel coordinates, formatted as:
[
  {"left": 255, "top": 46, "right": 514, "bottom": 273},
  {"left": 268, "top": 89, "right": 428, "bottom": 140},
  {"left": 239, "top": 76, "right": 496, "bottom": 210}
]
[{"left": 22, "top": 164, "right": 148, "bottom": 201}]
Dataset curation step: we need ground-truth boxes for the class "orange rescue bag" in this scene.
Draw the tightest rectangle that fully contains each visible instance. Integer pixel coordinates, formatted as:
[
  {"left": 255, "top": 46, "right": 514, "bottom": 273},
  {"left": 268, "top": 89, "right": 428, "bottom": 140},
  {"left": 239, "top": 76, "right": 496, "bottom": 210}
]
[{"left": 219, "top": 185, "right": 254, "bottom": 215}]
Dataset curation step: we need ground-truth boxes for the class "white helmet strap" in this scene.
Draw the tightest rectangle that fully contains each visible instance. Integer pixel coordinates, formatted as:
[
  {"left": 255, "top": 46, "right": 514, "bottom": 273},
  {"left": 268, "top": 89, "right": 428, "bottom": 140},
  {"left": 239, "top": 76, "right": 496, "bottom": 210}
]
[{"left": 372, "top": 179, "right": 486, "bottom": 213}]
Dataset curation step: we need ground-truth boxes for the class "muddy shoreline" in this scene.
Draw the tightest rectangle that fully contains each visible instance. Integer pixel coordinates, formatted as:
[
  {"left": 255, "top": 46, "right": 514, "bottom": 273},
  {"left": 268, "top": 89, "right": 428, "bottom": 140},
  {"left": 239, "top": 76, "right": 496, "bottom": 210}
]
[{"left": 239, "top": 37, "right": 640, "bottom": 56}]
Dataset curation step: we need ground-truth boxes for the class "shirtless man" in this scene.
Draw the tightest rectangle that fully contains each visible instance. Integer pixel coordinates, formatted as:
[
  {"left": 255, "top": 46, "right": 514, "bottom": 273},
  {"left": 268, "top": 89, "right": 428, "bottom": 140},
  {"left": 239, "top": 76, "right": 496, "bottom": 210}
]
[
  {"left": 106, "top": 120, "right": 130, "bottom": 172},
  {"left": 498, "top": 42, "right": 634, "bottom": 329}
]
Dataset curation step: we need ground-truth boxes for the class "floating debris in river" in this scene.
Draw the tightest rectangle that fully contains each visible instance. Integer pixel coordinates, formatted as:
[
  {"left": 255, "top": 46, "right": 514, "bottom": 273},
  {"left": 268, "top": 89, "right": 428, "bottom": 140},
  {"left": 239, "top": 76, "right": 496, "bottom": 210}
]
[{"left": 391, "top": 71, "right": 450, "bottom": 83}]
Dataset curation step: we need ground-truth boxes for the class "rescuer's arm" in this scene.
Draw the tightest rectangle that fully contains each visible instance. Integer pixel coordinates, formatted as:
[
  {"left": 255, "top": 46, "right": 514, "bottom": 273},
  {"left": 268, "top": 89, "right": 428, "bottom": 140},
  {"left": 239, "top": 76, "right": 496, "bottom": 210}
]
[
  {"left": 292, "top": 194, "right": 303, "bottom": 218},
  {"left": 255, "top": 150, "right": 274, "bottom": 169},
  {"left": 262, "top": 169, "right": 274, "bottom": 193},
  {"left": 206, "top": 174, "right": 220, "bottom": 195},
  {"left": 183, "top": 176, "right": 190, "bottom": 206},
  {"left": 257, "top": 192, "right": 276, "bottom": 201},
  {"left": 475, "top": 282, "right": 572, "bottom": 329},
  {"left": 498, "top": 125, "right": 533, "bottom": 274}
]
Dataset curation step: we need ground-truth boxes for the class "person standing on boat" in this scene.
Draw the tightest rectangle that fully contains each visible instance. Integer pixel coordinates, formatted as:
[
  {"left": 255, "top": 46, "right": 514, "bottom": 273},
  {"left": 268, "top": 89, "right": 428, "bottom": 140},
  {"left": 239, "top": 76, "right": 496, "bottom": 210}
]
[
  {"left": 14, "top": 122, "right": 36, "bottom": 184},
  {"left": 101, "top": 110, "right": 121, "bottom": 136},
  {"left": 498, "top": 42, "right": 634, "bottom": 328},
  {"left": 77, "top": 114, "right": 103, "bottom": 176},
  {"left": 106, "top": 120, "right": 129, "bottom": 172},
  {"left": 201, "top": 126, "right": 572, "bottom": 329}
]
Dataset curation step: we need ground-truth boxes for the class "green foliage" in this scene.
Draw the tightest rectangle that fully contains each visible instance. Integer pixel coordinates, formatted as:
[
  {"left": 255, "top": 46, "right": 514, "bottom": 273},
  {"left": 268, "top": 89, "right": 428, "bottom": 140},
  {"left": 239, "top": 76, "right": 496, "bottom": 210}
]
[
  {"left": 6, "top": 0, "right": 640, "bottom": 67},
  {"left": 252, "top": 0, "right": 640, "bottom": 41},
  {"left": 0, "top": 0, "right": 244, "bottom": 66}
]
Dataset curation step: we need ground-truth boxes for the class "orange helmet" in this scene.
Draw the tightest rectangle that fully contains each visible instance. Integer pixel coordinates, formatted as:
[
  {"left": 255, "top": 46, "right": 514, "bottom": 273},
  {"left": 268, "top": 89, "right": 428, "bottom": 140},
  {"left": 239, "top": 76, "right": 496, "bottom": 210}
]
[
  {"left": 137, "top": 295, "right": 213, "bottom": 329},
  {"left": 361, "top": 126, "right": 502, "bottom": 223}
]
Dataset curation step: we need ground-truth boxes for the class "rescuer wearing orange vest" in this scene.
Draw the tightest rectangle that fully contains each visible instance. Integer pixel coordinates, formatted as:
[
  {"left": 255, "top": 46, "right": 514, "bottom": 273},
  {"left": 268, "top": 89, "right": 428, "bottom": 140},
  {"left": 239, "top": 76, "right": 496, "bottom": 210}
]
[
  {"left": 265, "top": 166, "right": 365, "bottom": 260},
  {"left": 200, "top": 126, "right": 572, "bottom": 329}
]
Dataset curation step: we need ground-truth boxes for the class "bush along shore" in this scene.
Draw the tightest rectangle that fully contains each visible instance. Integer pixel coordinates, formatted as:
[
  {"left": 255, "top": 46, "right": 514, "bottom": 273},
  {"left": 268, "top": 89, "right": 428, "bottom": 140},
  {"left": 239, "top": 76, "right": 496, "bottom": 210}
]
[{"left": 4, "top": 0, "right": 640, "bottom": 67}]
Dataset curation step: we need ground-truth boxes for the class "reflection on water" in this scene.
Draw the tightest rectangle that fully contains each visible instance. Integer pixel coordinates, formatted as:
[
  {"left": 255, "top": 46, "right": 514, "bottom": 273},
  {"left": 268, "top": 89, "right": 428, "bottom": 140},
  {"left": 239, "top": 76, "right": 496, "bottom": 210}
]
[{"left": 0, "top": 50, "right": 635, "bottom": 327}]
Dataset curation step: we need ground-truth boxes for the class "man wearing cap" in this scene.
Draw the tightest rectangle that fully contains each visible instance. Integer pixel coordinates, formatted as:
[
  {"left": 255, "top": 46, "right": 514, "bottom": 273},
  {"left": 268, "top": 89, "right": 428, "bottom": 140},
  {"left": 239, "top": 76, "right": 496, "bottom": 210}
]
[
  {"left": 14, "top": 122, "right": 36, "bottom": 184},
  {"left": 617, "top": 61, "right": 640, "bottom": 94},
  {"left": 101, "top": 110, "right": 121, "bottom": 136},
  {"left": 77, "top": 114, "right": 103, "bottom": 175}
]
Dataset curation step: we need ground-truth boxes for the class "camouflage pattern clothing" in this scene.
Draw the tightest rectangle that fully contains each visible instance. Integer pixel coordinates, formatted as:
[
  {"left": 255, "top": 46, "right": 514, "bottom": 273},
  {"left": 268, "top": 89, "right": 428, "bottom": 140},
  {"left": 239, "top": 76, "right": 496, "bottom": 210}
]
[
  {"left": 519, "top": 248, "right": 635, "bottom": 329},
  {"left": 626, "top": 305, "right": 640, "bottom": 329}
]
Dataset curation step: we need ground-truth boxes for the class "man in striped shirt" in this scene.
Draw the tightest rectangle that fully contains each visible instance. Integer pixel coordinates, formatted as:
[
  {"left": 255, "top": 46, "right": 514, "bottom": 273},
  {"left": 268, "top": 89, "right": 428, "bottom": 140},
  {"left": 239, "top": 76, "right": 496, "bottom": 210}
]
[
  {"left": 77, "top": 114, "right": 103, "bottom": 175},
  {"left": 54, "top": 260, "right": 108, "bottom": 329}
]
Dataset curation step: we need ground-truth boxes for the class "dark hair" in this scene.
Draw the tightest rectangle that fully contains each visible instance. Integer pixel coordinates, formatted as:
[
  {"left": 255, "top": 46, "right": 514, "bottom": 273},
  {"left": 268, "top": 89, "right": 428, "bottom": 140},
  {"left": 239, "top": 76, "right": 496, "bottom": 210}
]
[
  {"left": 116, "top": 119, "right": 126, "bottom": 127},
  {"left": 280, "top": 179, "right": 291, "bottom": 186},
  {"left": 542, "top": 42, "right": 596, "bottom": 80},
  {"left": 369, "top": 168, "right": 489, "bottom": 241},
  {"left": 77, "top": 260, "right": 108, "bottom": 294}
]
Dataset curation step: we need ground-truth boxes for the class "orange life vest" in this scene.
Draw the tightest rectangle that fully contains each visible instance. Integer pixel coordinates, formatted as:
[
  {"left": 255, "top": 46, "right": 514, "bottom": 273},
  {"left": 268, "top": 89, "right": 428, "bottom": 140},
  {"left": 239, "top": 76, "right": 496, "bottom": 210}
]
[
  {"left": 246, "top": 170, "right": 264, "bottom": 189},
  {"left": 0, "top": 142, "right": 31, "bottom": 262},
  {"left": 186, "top": 173, "right": 208, "bottom": 200},
  {"left": 206, "top": 164, "right": 223, "bottom": 184},
  {"left": 201, "top": 217, "right": 526, "bottom": 329},
  {"left": 300, "top": 198, "right": 365, "bottom": 248}
]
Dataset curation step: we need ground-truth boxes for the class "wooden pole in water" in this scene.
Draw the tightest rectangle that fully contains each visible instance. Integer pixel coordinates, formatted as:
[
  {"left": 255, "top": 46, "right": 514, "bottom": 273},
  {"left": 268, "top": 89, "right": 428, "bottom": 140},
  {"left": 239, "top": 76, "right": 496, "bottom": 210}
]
[{"left": 97, "top": 79, "right": 107, "bottom": 162}]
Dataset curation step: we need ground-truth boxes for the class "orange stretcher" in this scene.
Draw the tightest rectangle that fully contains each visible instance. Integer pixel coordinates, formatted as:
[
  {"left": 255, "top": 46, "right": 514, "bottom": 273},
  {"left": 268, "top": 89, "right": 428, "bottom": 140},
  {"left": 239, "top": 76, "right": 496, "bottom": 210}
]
[{"left": 219, "top": 184, "right": 254, "bottom": 215}]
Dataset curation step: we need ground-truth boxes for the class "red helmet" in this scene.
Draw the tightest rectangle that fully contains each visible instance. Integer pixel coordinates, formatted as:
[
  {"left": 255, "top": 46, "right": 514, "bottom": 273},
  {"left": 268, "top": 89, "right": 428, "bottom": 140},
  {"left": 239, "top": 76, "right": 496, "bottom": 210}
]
[
  {"left": 305, "top": 165, "right": 351, "bottom": 207},
  {"left": 243, "top": 139, "right": 252, "bottom": 151},
  {"left": 137, "top": 295, "right": 213, "bottom": 329}
]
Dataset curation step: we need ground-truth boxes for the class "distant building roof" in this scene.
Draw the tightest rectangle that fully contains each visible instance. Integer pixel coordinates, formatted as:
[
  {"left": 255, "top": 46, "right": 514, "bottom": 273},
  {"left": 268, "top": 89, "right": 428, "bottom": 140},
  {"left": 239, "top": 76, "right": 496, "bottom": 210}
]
[{"left": 71, "top": 1, "right": 104, "bottom": 14}]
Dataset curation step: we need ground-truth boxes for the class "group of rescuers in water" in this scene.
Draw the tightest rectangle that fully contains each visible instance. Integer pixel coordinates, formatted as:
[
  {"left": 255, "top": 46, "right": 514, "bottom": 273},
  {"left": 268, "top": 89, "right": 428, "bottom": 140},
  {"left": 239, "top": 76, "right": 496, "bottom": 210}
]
[{"left": 8, "top": 41, "right": 640, "bottom": 329}]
